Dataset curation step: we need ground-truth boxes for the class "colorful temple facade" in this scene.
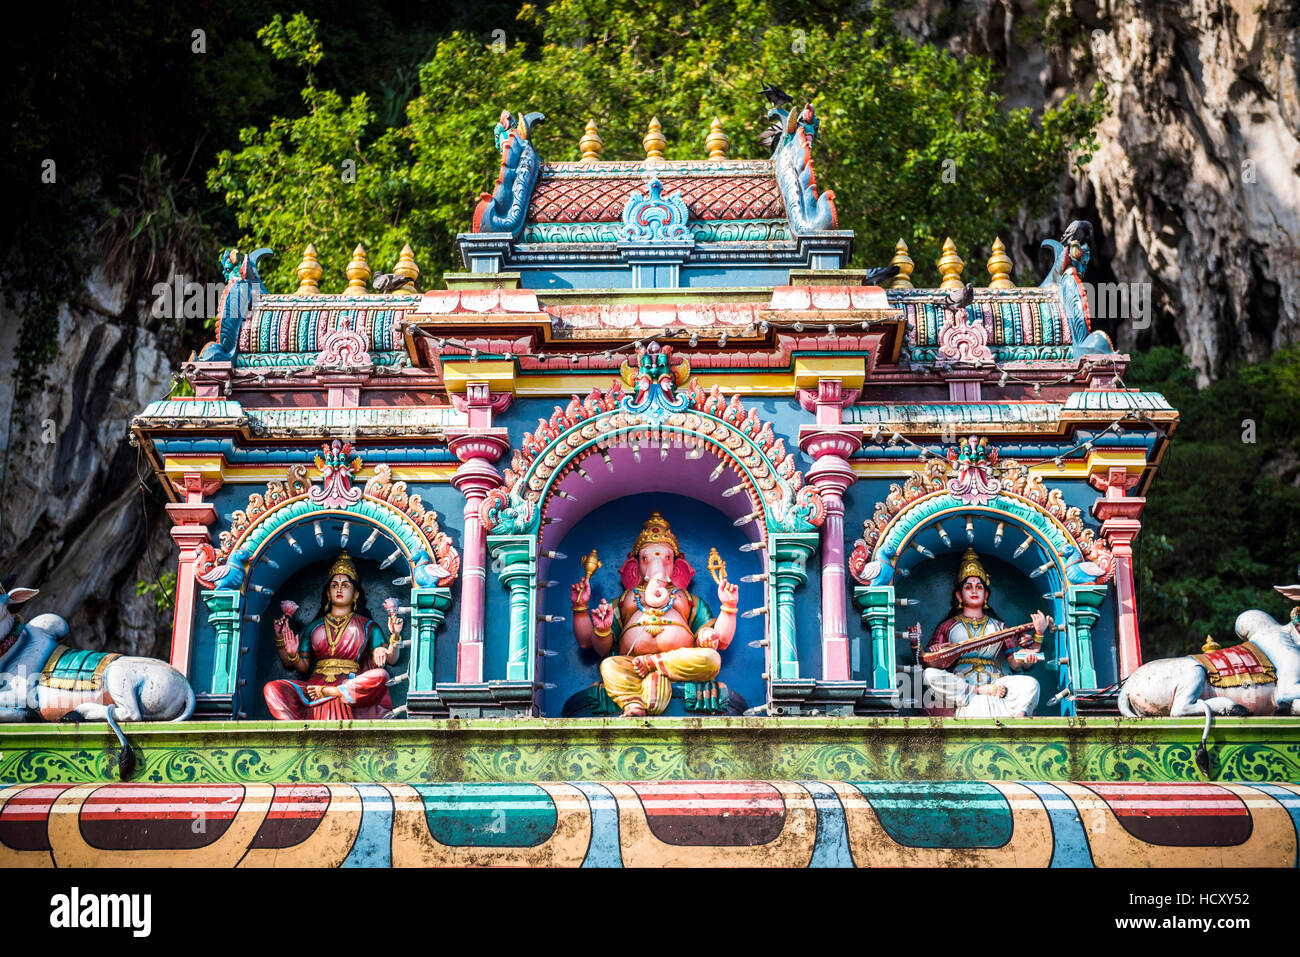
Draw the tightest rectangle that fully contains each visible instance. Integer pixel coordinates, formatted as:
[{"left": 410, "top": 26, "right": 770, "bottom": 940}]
[{"left": 4, "top": 110, "right": 1300, "bottom": 868}]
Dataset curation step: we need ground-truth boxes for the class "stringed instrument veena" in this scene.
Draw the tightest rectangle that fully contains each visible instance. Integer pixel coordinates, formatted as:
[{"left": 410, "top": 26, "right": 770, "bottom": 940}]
[{"left": 919, "top": 619, "right": 1046, "bottom": 670}]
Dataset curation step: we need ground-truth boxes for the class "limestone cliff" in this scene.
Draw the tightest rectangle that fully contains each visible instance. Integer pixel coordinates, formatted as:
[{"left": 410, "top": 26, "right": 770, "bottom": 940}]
[
  {"left": 900, "top": 0, "right": 1300, "bottom": 382},
  {"left": 0, "top": 273, "right": 177, "bottom": 659}
]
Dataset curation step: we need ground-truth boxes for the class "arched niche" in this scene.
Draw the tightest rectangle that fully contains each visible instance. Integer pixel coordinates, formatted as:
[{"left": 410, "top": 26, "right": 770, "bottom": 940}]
[
  {"left": 480, "top": 369, "right": 825, "bottom": 714},
  {"left": 537, "top": 491, "right": 766, "bottom": 717},
  {"left": 853, "top": 489, "right": 1110, "bottom": 714},
  {"left": 243, "top": 550, "right": 412, "bottom": 718},
  {"left": 198, "top": 458, "right": 458, "bottom": 717}
]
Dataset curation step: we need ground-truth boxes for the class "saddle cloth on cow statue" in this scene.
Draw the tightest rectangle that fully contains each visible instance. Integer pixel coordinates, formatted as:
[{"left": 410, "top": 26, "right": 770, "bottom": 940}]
[{"left": 1192, "top": 641, "right": 1277, "bottom": 688}]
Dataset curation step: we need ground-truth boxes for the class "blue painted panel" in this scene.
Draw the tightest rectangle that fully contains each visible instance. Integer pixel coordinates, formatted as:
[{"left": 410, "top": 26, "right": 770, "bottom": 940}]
[
  {"left": 852, "top": 781, "right": 1013, "bottom": 848},
  {"left": 415, "top": 783, "right": 557, "bottom": 847},
  {"left": 342, "top": 783, "right": 394, "bottom": 867},
  {"left": 1023, "top": 781, "right": 1094, "bottom": 867},
  {"left": 574, "top": 782, "right": 622, "bottom": 867},
  {"left": 803, "top": 781, "right": 854, "bottom": 867}
]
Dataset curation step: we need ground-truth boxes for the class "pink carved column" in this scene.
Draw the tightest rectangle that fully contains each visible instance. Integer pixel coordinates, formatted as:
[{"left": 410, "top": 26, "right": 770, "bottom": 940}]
[
  {"left": 798, "top": 380, "right": 862, "bottom": 681},
  {"left": 447, "top": 381, "right": 513, "bottom": 683},
  {"left": 1090, "top": 466, "right": 1145, "bottom": 680},
  {"left": 165, "top": 471, "right": 221, "bottom": 678}
]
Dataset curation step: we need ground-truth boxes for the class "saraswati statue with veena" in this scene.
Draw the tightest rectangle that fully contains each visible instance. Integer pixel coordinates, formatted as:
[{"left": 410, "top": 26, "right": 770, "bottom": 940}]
[{"left": 906, "top": 548, "right": 1052, "bottom": 717}]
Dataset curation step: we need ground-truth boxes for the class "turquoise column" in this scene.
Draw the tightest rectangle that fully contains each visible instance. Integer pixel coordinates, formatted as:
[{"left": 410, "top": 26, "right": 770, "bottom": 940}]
[
  {"left": 407, "top": 587, "right": 454, "bottom": 697},
  {"left": 1067, "top": 584, "right": 1106, "bottom": 690},
  {"left": 853, "top": 585, "right": 896, "bottom": 692},
  {"left": 201, "top": 590, "right": 241, "bottom": 696},
  {"left": 487, "top": 535, "right": 538, "bottom": 683},
  {"left": 768, "top": 534, "right": 818, "bottom": 680}
]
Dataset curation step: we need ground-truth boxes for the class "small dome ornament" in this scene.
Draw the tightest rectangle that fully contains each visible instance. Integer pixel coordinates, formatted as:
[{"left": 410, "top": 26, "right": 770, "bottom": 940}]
[
  {"left": 579, "top": 119, "right": 603, "bottom": 162},
  {"left": 344, "top": 245, "right": 371, "bottom": 296},
  {"left": 643, "top": 117, "right": 667, "bottom": 161},
  {"left": 987, "top": 236, "right": 1014, "bottom": 289},
  {"left": 1201, "top": 634, "right": 1221, "bottom": 654},
  {"left": 393, "top": 243, "right": 420, "bottom": 290},
  {"left": 890, "top": 239, "right": 914, "bottom": 289},
  {"left": 705, "top": 118, "right": 729, "bottom": 161},
  {"left": 938, "top": 237, "right": 965, "bottom": 290},
  {"left": 296, "top": 244, "right": 323, "bottom": 296}
]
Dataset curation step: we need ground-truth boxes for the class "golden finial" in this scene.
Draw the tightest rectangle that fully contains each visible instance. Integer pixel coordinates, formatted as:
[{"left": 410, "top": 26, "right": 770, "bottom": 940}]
[
  {"left": 938, "top": 236, "right": 965, "bottom": 290},
  {"left": 580, "top": 549, "right": 602, "bottom": 582},
  {"left": 643, "top": 117, "right": 667, "bottom": 161},
  {"left": 1202, "top": 634, "right": 1221, "bottom": 654},
  {"left": 394, "top": 243, "right": 420, "bottom": 289},
  {"left": 579, "top": 119, "right": 603, "bottom": 162},
  {"left": 987, "top": 236, "right": 1014, "bottom": 289},
  {"left": 705, "top": 118, "right": 729, "bottom": 161},
  {"left": 295, "top": 243, "right": 323, "bottom": 296},
  {"left": 889, "top": 238, "right": 914, "bottom": 289},
  {"left": 344, "top": 244, "right": 371, "bottom": 296}
]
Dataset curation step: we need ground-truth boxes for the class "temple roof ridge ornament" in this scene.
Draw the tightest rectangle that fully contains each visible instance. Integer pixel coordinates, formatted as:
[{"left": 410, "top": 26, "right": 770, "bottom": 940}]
[
  {"left": 473, "top": 110, "right": 548, "bottom": 237},
  {"left": 1040, "top": 220, "right": 1117, "bottom": 360},
  {"left": 619, "top": 178, "right": 691, "bottom": 243},
  {"left": 768, "top": 102, "right": 836, "bottom": 235}
]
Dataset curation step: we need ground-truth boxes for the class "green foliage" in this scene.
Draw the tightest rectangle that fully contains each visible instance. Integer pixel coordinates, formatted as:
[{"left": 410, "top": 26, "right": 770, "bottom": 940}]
[
  {"left": 1129, "top": 346, "right": 1300, "bottom": 659},
  {"left": 136, "top": 572, "right": 178, "bottom": 615},
  {"left": 210, "top": 0, "right": 1106, "bottom": 293}
]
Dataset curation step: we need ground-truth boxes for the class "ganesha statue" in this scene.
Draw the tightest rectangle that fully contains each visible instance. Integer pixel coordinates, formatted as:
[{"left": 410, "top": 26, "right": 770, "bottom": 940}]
[{"left": 570, "top": 511, "right": 739, "bottom": 717}]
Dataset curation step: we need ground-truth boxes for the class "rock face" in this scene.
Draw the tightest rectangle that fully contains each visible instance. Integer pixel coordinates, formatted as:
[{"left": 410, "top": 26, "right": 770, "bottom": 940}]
[
  {"left": 0, "top": 271, "right": 178, "bottom": 660},
  {"left": 901, "top": 0, "right": 1300, "bottom": 383}
]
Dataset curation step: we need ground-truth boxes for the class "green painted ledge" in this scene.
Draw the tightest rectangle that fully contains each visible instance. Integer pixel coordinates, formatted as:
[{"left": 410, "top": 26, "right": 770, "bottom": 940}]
[{"left": 1, "top": 718, "right": 1298, "bottom": 785}]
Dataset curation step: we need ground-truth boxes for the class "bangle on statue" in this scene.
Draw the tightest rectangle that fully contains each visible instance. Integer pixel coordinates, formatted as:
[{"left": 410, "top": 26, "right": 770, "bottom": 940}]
[
  {"left": 594, "top": 625, "right": 612, "bottom": 638},
  {"left": 720, "top": 603, "right": 738, "bottom": 614},
  {"left": 571, "top": 603, "right": 589, "bottom": 613}
]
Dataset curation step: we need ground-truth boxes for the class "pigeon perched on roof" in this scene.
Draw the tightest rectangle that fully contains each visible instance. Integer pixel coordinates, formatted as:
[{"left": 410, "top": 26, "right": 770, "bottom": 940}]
[
  {"left": 863, "top": 265, "right": 900, "bottom": 287},
  {"left": 760, "top": 82, "right": 794, "bottom": 107},
  {"left": 373, "top": 273, "right": 415, "bottom": 294},
  {"left": 943, "top": 282, "right": 975, "bottom": 312}
]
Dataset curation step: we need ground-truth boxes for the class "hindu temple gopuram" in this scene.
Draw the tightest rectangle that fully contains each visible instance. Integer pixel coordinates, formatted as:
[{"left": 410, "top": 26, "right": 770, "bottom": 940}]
[{"left": 4, "top": 106, "right": 1300, "bottom": 869}]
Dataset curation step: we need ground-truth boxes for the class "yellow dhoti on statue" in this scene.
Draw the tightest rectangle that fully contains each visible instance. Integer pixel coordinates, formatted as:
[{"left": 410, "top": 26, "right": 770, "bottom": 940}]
[{"left": 600, "top": 647, "right": 722, "bottom": 715}]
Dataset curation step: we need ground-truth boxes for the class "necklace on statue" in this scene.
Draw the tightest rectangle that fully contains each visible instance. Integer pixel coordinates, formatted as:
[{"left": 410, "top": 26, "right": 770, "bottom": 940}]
[
  {"left": 325, "top": 612, "right": 350, "bottom": 655},
  {"left": 634, "top": 586, "right": 676, "bottom": 638}
]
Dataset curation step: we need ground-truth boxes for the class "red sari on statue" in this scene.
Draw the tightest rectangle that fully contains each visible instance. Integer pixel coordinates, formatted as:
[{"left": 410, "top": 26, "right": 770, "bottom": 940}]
[{"left": 264, "top": 613, "right": 392, "bottom": 720}]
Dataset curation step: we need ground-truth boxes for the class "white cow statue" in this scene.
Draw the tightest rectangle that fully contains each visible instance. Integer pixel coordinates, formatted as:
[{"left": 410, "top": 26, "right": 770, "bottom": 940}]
[
  {"left": 0, "top": 584, "right": 194, "bottom": 726},
  {"left": 1118, "top": 597, "right": 1300, "bottom": 718}
]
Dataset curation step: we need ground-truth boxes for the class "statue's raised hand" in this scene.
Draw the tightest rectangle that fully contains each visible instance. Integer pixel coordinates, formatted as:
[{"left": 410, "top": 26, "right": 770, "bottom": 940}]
[
  {"left": 387, "top": 610, "right": 403, "bottom": 637},
  {"left": 591, "top": 599, "right": 613, "bottom": 632},
  {"left": 276, "top": 618, "right": 300, "bottom": 657},
  {"left": 571, "top": 579, "right": 591, "bottom": 609},
  {"left": 717, "top": 580, "right": 739, "bottom": 608},
  {"left": 1029, "top": 610, "right": 1051, "bottom": 639}
]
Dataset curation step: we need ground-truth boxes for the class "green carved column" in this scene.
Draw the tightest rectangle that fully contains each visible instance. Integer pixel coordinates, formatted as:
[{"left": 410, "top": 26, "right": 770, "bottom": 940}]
[
  {"left": 854, "top": 585, "right": 896, "bottom": 692},
  {"left": 407, "top": 586, "right": 454, "bottom": 699},
  {"left": 201, "top": 590, "right": 241, "bottom": 696},
  {"left": 768, "top": 534, "right": 818, "bottom": 681},
  {"left": 487, "top": 535, "right": 537, "bottom": 683},
  {"left": 1067, "top": 584, "right": 1107, "bottom": 690}
]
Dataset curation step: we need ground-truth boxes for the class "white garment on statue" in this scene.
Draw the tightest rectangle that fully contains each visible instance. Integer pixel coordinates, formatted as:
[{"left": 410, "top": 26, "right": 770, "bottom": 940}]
[{"left": 923, "top": 616, "right": 1041, "bottom": 717}]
